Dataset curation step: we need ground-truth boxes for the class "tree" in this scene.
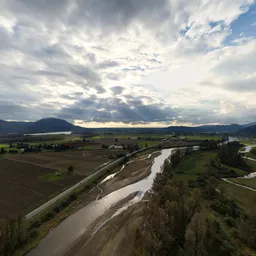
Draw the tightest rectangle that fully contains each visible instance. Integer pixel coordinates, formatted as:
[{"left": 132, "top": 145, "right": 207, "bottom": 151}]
[
  {"left": 0, "top": 148, "right": 5, "bottom": 154},
  {"left": 184, "top": 212, "right": 207, "bottom": 256},
  {"left": 206, "top": 176, "right": 217, "bottom": 199},
  {"left": 145, "top": 143, "right": 148, "bottom": 148},
  {"left": 67, "top": 165, "right": 74, "bottom": 175}
]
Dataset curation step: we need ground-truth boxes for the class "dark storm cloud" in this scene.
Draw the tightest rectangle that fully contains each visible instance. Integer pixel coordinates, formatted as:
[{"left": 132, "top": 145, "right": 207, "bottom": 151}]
[
  {"left": 57, "top": 94, "right": 176, "bottom": 123},
  {"left": 225, "top": 77, "right": 256, "bottom": 92},
  {"left": 0, "top": 101, "right": 53, "bottom": 120},
  {"left": 202, "top": 76, "right": 256, "bottom": 92},
  {"left": 70, "top": 65, "right": 101, "bottom": 83},
  {"left": 60, "top": 92, "right": 84, "bottom": 100},
  {"left": 95, "top": 86, "right": 106, "bottom": 94},
  {"left": 6, "top": 0, "right": 171, "bottom": 31},
  {"left": 71, "top": 0, "right": 171, "bottom": 30},
  {"left": 33, "top": 44, "right": 70, "bottom": 59},
  {"left": 106, "top": 73, "right": 124, "bottom": 81},
  {"left": 5, "top": 0, "right": 71, "bottom": 20},
  {"left": 35, "top": 70, "right": 66, "bottom": 77},
  {"left": 0, "top": 26, "right": 13, "bottom": 50},
  {"left": 97, "top": 60, "right": 120, "bottom": 69},
  {"left": 111, "top": 86, "right": 125, "bottom": 95}
]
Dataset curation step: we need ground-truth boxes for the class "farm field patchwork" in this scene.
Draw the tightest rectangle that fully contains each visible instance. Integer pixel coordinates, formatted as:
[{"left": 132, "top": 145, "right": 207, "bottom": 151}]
[
  {"left": 0, "top": 149, "right": 128, "bottom": 218},
  {"left": 6, "top": 150, "right": 125, "bottom": 176},
  {"left": 0, "top": 157, "right": 81, "bottom": 218}
]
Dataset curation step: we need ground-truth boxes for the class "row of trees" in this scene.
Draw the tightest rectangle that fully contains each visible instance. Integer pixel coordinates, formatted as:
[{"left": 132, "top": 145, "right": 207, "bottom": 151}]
[
  {"left": 134, "top": 179, "right": 236, "bottom": 256},
  {"left": 250, "top": 147, "right": 256, "bottom": 156},
  {"left": 0, "top": 217, "right": 27, "bottom": 256},
  {"left": 199, "top": 140, "right": 218, "bottom": 150},
  {"left": 133, "top": 147, "right": 256, "bottom": 255},
  {"left": 218, "top": 142, "right": 249, "bottom": 170}
]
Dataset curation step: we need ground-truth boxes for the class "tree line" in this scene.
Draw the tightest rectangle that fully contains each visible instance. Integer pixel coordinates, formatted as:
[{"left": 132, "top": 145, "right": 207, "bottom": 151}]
[{"left": 133, "top": 147, "right": 256, "bottom": 255}]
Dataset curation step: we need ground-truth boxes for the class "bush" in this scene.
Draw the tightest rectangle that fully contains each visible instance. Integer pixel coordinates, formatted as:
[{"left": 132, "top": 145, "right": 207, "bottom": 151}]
[
  {"left": 60, "top": 200, "right": 70, "bottom": 209},
  {"left": 68, "top": 194, "right": 77, "bottom": 202},
  {"left": 41, "top": 212, "right": 55, "bottom": 223},
  {"left": 210, "top": 199, "right": 241, "bottom": 218},
  {"left": 29, "top": 220, "right": 41, "bottom": 230},
  {"left": 29, "top": 230, "right": 39, "bottom": 239},
  {"left": 53, "top": 206, "right": 61, "bottom": 213},
  {"left": 224, "top": 216, "right": 236, "bottom": 227}
]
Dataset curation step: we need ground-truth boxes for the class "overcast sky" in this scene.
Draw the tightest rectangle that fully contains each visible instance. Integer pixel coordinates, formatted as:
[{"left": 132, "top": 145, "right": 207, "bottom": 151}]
[{"left": 1, "top": 0, "right": 255, "bottom": 127}]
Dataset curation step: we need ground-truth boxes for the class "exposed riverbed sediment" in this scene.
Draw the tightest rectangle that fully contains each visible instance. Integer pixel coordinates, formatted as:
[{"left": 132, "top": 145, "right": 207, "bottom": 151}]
[{"left": 27, "top": 149, "right": 172, "bottom": 256}]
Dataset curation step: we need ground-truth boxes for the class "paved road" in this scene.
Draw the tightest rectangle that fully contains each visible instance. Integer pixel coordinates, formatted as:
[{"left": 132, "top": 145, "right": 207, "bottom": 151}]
[
  {"left": 243, "top": 156, "right": 256, "bottom": 162},
  {"left": 221, "top": 178, "right": 256, "bottom": 192},
  {"left": 25, "top": 157, "right": 125, "bottom": 220},
  {"left": 25, "top": 141, "right": 200, "bottom": 220},
  {"left": 25, "top": 145, "right": 158, "bottom": 220}
]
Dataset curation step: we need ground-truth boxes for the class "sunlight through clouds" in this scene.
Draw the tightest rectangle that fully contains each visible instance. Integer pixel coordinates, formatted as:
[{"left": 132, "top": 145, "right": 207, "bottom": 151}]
[{"left": 0, "top": 0, "right": 255, "bottom": 126}]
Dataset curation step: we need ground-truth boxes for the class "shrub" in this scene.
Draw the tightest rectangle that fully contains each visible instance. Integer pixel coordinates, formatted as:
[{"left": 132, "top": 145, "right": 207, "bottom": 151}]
[
  {"left": 68, "top": 194, "right": 77, "bottom": 202},
  {"left": 210, "top": 199, "right": 241, "bottom": 218},
  {"left": 224, "top": 216, "right": 236, "bottom": 227},
  {"left": 53, "top": 206, "right": 61, "bottom": 213},
  {"left": 41, "top": 212, "right": 55, "bottom": 223},
  {"left": 29, "top": 220, "right": 41, "bottom": 230},
  {"left": 29, "top": 230, "right": 39, "bottom": 239}
]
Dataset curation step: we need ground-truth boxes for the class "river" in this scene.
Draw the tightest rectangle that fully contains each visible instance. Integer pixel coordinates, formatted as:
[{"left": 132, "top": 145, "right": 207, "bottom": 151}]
[{"left": 27, "top": 148, "right": 174, "bottom": 256}]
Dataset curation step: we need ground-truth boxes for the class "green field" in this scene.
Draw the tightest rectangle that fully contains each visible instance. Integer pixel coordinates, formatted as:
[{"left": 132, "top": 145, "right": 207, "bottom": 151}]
[
  {"left": 245, "top": 158, "right": 256, "bottom": 169},
  {"left": 139, "top": 140, "right": 160, "bottom": 148},
  {"left": 218, "top": 180, "right": 256, "bottom": 210},
  {"left": 173, "top": 150, "right": 217, "bottom": 181},
  {"left": 39, "top": 171, "right": 66, "bottom": 181},
  {"left": 173, "top": 150, "right": 256, "bottom": 211},
  {"left": 225, "top": 159, "right": 256, "bottom": 190},
  {"left": 244, "top": 147, "right": 256, "bottom": 159},
  {"left": 239, "top": 138, "right": 256, "bottom": 146},
  {"left": 185, "top": 135, "right": 222, "bottom": 140},
  {"left": 220, "top": 163, "right": 248, "bottom": 176},
  {"left": 228, "top": 177, "right": 256, "bottom": 190},
  {"left": 245, "top": 152, "right": 256, "bottom": 159},
  {"left": 91, "top": 134, "right": 171, "bottom": 139},
  {"left": 0, "top": 143, "right": 10, "bottom": 150}
]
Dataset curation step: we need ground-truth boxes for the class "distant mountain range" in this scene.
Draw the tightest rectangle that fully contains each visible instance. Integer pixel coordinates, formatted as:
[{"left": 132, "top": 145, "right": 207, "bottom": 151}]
[
  {"left": 0, "top": 118, "right": 89, "bottom": 135},
  {"left": 166, "top": 124, "right": 243, "bottom": 133},
  {"left": 0, "top": 118, "right": 256, "bottom": 136},
  {"left": 239, "top": 125, "right": 256, "bottom": 135}
]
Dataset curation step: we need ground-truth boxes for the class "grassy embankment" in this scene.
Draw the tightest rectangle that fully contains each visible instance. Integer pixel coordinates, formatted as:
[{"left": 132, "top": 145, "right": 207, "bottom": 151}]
[
  {"left": 239, "top": 138, "right": 256, "bottom": 146},
  {"left": 14, "top": 162, "right": 124, "bottom": 256},
  {"left": 0, "top": 143, "right": 9, "bottom": 150},
  {"left": 185, "top": 135, "right": 223, "bottom": 140},
  {"left": 14, "top": 147, "right": 156, "bottom": 256},
  {"left": 39, "top": 171, "right": 66, "bottom": 181},
  {"left": 172, "top": 150, "right": 256, "bottom": 210},
  {"left": 228, "top": 159, "right": 256, "bottom": 190},
  {"left": 171, "top": 150, "right": 256, "bottom": 255},
  {"left": 243, "top": 147, "right": 256, "bottom": 159}
]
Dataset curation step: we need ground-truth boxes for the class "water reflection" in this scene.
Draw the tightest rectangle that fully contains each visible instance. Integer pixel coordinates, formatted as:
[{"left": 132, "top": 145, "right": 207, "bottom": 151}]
[{"left": 27, "top": 149, "right": 173, "bottom": 256}]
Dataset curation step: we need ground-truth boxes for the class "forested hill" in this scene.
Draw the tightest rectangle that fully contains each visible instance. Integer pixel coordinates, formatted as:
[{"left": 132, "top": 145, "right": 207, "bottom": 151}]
[
  {"left": 0, "top": 118, "right": 89, "bottom": 135},
  {"left": 166, "top": 124, "right": 242, "bottom": 133},
  {"left": 239, "top": 125, "right": 256, "bottom": 135}
]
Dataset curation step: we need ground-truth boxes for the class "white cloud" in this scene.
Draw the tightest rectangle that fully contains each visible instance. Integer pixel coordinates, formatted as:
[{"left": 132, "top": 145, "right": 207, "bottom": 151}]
[{"left": 0, "top": 0, "right": 255, "bottom": 125}]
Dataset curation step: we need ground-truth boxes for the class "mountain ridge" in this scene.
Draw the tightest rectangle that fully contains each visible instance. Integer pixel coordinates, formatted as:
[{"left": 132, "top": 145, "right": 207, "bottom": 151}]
[
  {"left": 0, "top": 118, "right": 256, "bottom": 135},
  {"left": 0, "top": 118, "right": 89, "bottom": 135},
  {"left": 166, "top": 124, "right": 242, "bottom": 133},
  {"left": 239, "top": 125, "right": 256, "bottom": 135}
]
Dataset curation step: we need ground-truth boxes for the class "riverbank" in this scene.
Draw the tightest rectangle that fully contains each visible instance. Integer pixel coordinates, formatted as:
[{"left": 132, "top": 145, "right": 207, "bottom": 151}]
[
  {"left": 67, "top": 193, "right": 144, "bottom": 256},
  {"left": 99, "top": 151, "right": 161, "bottom": 197},
  {"left": 25, "top": 150, "right": 168, "bottom": 256}
]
